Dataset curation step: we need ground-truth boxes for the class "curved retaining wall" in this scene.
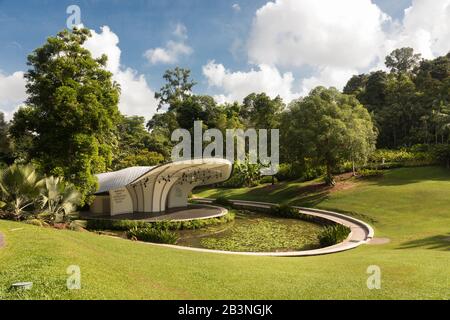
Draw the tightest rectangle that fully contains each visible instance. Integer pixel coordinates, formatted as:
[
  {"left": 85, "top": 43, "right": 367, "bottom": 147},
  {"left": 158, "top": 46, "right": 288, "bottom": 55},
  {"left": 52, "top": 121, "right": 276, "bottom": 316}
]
[{"left": 146, "top": 198, "right": 375, "bottom": 257}]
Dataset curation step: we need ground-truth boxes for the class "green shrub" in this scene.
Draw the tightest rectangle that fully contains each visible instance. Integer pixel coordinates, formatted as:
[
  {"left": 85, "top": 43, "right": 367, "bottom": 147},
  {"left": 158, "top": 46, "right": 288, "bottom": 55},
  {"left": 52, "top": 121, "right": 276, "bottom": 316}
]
[
  {"left": 367, "top": 147, "right": 434, "bottom": 169},
  {"left": 275, "top": 163, "right": 302, "bottom": 181},
  {"left": 152, "top": 212, "right": 235, "bottom": 231},
  {"left": 317, "top": 224, "right": 351, "bottom": 247},
  {"left": 268, "top": 205, "right": 333, "bottom": 225},
  {"left": 86, "top": 219, "right": 148, "bottom": 231},
  {"left": 276, "top": 162, "right": 325, "bottom": 182},
  {"left": 127, "top": 227, "right": 179, "bottom": 244},
  {"left": 270, "top": 204, "right": 299, "bottom": 218},
  {"left": 85, "top": 212, "right": 235, "bottom": 232},
  {"left": 259, "top": 175, "right": 278, "bottom": 184},
  {"left": 220, "top": 161, "right": 261, "bottom": 188},
  {"left": 214, "top": 196, "right": 233, "bottom": 207},
  {"left": 430, "top": 144, "right": 450, "bottom": 168},
  {"left": 358, "top": 169, "right": 384, "bottom": 178},
  {"left": 69, "top": 220, "right": 87, "bottom": 231},
  {"left": 24, "top": 219, "right": 48, "bottom": 227}
]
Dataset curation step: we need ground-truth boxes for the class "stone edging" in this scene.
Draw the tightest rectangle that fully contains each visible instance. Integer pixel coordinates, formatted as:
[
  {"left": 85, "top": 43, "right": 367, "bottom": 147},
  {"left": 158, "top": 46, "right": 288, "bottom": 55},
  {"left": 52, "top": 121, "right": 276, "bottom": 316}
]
[
  {"left": 139, "top": 198, "right": 375, "bottom": 257},
  {"left": 165, "top": 204, "right": 228, "bottom": 222}
]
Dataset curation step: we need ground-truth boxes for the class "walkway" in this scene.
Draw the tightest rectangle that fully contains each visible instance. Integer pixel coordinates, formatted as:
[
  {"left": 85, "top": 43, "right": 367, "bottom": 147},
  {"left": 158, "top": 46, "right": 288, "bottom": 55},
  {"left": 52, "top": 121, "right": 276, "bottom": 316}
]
[
  {"left": 81, "top": 204, "right": 228, "bottom": 222},
  {"left": 149, "top": 198, "right": 374, "bottom": 257}
]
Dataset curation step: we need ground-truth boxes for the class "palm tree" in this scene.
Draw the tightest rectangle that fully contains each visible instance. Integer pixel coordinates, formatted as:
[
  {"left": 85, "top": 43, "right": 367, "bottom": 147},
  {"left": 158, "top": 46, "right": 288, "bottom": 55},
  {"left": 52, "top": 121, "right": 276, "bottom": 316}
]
[
  {"left": 39, "top": 176, "right": 81, "bottom": 223},
  {"left": 0, "top": 164, "right": 43, "bottom": 220}
]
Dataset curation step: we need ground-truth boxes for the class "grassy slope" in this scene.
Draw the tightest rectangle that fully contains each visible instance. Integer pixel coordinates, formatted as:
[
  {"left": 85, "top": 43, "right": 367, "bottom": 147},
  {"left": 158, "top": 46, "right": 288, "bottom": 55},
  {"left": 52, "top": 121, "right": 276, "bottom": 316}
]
[{"left": 0, "top": 167, "right": 449, "bottom": 300}]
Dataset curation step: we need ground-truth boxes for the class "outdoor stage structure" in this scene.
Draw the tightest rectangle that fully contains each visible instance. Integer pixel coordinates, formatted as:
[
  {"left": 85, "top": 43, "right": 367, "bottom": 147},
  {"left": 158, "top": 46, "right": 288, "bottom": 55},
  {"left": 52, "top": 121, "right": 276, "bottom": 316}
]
[{"left": 89, "top": 158, "right": 233, "bottom": 216}]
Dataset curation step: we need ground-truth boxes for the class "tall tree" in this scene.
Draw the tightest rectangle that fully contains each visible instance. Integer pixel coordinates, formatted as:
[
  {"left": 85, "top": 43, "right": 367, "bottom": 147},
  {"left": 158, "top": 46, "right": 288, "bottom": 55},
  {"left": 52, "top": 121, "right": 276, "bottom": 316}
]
[
  {"left": 343, "top": 74, "right": 368, "bottom": 96},
  {"left": 385, "top": 47, "right": 421, "bottom": 74},
  {"left": 0, "top": 112, "right": 13, "bottom": 165},
  {"left": 284, "top": 87, "right": 377, "bottom": 185},
  {"left": 113, "top": 116, "right": 164, "bottom": 169},
  {"left": 154, "top": 67, "right": 197, "bottom": 112},
  {"left": 9, "top": 28, "right": 120, "bottom": 204},
  {"left": 242, "top": 93, "right": 284, "bottom": 128}
]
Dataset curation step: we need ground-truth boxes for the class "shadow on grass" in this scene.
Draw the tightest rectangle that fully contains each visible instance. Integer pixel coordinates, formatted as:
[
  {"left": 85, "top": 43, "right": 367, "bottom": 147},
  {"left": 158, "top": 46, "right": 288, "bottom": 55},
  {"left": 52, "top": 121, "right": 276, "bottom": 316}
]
[
  {"left": 314, "top": 207, "right": 378, "bottom": 224},
  {"left": 289, "top": 191, "right": 331, "bottom": 208},
  {"left": 371, "top": 166, "right": 450, "bottom": 187},
  {"left": 398, "top": 233, "right": 450, "bottom": 251}
]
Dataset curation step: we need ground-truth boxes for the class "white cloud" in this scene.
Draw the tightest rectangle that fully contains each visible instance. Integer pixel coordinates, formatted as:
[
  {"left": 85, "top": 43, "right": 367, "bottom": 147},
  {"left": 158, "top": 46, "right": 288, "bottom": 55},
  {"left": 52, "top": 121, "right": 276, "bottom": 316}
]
[
  {"left": 144, "top": 24, "right": 193, "bottom": 65},
  {"left": 387, "top": 0, "right": 450, "bottom": 59},
  {"left": 114, "top": 68, "right": 158, "bottom": 118},
  {"left": 300, "top": 67, "right": 358, "bottom": 96},
  {"left": 248, "top": 0, "right": 389, "bottom": 69},
  {"left": 207, "top": 0, "right": 450, "bottom": 102},
  {"left": 144, "top": 41, "right": 193, "bottom": 65},
  {"left": 84, "top": 26, "right": 121, "bottom": 74},
  {"left": 232, "top": 4, "right": 241, "bottom": 12},
  {"left": 202, "top": 61, "right": 300, "bottom": 103},
  {"left": 173, "top": 23, "right": 188, "bottom": 39},
  {"left": 84, "top": 26, "right": 159, "bottom": 120},
  {"left": 0, "top": 71, "right": 27, "bottom": 121}
]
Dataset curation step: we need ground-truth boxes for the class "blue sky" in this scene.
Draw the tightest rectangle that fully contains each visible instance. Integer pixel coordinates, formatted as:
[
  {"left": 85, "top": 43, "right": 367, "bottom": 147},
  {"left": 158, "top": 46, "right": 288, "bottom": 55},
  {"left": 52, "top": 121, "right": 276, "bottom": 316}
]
[
  {"left": 1, "top": 0, "right": 448, "bottom": 120},
  {"left": 0, "top": 0, "right": 269, "bottom": 90}
]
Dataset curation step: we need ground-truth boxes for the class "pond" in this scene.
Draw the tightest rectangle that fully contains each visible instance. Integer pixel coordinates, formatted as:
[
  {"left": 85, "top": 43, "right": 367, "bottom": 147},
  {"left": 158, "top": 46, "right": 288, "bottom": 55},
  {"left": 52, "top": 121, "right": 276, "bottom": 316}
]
[{"left": 176, "top": 210, "right": 324, "bottom": 252}]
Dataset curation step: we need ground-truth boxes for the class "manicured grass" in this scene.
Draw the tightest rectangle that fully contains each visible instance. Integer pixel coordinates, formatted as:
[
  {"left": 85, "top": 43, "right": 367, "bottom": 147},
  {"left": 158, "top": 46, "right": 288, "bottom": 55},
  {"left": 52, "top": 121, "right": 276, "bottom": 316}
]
[{"left": 1, "top": 166, "right": 449, "bottom": 299}]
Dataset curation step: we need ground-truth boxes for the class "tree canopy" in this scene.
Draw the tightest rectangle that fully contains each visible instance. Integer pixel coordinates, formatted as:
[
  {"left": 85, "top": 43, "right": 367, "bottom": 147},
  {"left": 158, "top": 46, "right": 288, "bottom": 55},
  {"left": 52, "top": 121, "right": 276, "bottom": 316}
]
[
  {"left": 344, "top": 48, "right": 450, "bottom": 148},
  {"left": 0, "top": 113, "right": 13, "bottom": 165},
  {"left": 283, "top": 87, "right": 377, "bottom": 185},
  {"left": 9, "top": 28, "right": 121, "bottom": 204}
]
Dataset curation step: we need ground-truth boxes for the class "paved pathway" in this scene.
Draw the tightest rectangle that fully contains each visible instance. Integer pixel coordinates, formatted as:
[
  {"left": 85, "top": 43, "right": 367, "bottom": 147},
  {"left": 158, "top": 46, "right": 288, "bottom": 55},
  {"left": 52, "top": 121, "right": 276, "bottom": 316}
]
[
  {"left": 148, "top": 198, "right": 374, "bottom": 257},
  {"left": 81, "top": 204, "right": 228, "bottom": 222}
]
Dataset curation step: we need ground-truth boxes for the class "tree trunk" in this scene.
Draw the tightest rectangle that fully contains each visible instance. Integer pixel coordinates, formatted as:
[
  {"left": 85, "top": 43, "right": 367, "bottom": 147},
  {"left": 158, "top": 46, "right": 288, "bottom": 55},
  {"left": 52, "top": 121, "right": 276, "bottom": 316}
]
[
  {"left": 352, "top": 160, "right": 356, "bottom": 176},
  {"left": 326, "top": 164, "right": 336, "bottom": 186}
]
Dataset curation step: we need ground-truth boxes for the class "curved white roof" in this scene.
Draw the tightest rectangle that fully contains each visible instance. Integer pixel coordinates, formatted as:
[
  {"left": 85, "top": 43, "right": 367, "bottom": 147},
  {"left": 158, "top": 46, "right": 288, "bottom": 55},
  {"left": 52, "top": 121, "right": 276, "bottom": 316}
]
[
  {"left": 95, "top": 158, "right": 232, "bottom": 195},
  {"left": 95, "top": 166, "right": 155, "bottom": 194}
]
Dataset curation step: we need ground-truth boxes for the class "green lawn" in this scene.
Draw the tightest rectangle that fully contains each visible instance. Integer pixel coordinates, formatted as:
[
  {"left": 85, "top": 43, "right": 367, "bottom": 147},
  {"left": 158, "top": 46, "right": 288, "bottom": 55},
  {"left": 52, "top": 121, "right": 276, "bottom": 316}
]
[{"left": 1, "top": 166, "right": 449, "bottom": 300}]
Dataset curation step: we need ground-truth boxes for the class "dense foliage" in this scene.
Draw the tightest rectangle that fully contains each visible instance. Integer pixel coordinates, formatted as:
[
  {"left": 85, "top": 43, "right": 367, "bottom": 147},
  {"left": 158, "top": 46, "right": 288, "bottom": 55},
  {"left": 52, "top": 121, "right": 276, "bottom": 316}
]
[
  {"left": 317, "top": 224, "right": 351, "bottom": 247},
  {"left": 0, "top": 164, "right": 80, "bottom": 223},
  {"left": 9, "top": 28, "right": 121, "bottom": 204},
  {"left": 344, "top": 48, "right": 450, "bottom": 149},
  {"left": 0, "top": 113, "right": 13, "bottom": 165},
  {"left": 127, "top": 226, "right": 179, "bottom": 244},
  {"left": 1, "top": 39, "right": 448, "bottom": 209},
  {"left": 281, "top": 87, "right": 377, "bottom": 185}
]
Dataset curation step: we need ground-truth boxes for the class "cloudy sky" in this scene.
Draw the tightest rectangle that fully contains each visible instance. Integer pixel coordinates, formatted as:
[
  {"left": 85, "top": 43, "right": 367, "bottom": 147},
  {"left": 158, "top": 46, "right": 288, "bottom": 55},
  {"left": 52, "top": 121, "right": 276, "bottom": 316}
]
[{"left": 0, "top": 0, "right": 449, "bottom": 121}]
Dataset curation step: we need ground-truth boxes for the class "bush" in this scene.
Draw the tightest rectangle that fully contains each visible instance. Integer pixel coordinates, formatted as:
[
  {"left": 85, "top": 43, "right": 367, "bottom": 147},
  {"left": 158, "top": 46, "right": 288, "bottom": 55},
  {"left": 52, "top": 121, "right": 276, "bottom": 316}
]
[
  {"left": 86, "top": 219, "right": 148, "bottom": 231},
  {"left": 367, "top": 147, "right": 434, "bottom": 169},
  {"left": 275, "top": 163, "right": 303, "bottom": 181},
  {"left": 268, "top": 204, "right": 332, "bottom": 225},
  {"left": 270, "top": 204, "right": 299, "bottom": 218},
  {"left": 85, "top": 212, "right": 235, "bottom": 232},
  {"left": 220, "top": 161, "right": 261, "bottom": 188},
  {"left": 24, "top": 219, "right": 49, "bottom": 227},
  {"left": 260, "top": 175, "right": 278, "bottom": 184},
  {"left": 214, "top": 196, "right": 233, "bottom": 207},
  {"left": 317, "top": 224, "right": 351, "bottom": 247},
  {"left": 276, "top": 162, "right": 325, "bottom": 182},
  {"left": 150, "top": 212, "right": 235, "bottom": 231},
  {"left": 358, "top": 169, "right": 384, "bottom": 178},
  {"left": 430, "top": 144, "right": 450, "bottom": 168},
  {"left": 127, "top": 227, "right": 179, "bottom": 244}
]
